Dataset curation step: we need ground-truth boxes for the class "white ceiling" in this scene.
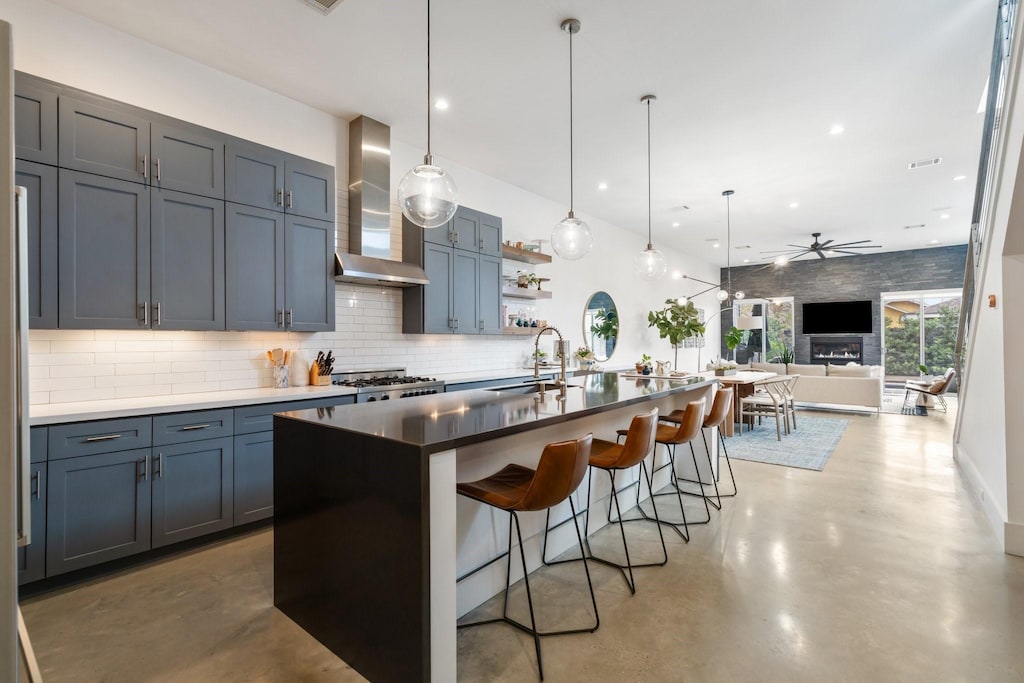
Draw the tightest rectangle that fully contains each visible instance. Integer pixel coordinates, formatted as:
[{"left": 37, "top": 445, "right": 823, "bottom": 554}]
[{"left": 47, "top": 0, "right": 994, "bottom": 266}]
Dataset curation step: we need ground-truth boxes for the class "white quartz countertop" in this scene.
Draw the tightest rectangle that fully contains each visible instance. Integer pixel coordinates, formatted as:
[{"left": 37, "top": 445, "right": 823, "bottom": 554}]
[{"left": 30, "top": 384, "right": 359, "bottom": 426}]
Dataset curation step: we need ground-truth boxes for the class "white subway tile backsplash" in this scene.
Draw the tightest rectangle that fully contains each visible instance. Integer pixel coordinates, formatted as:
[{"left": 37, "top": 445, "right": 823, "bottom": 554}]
[{"left": 116, "top": 384, "right": 172, "bottom": 399}]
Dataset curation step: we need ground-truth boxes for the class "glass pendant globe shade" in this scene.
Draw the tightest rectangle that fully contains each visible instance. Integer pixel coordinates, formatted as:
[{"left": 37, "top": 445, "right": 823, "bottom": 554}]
[
  {"left": 551, "top": 215, "right": 593, "bottom": 260},
  {"left": 635, "top": 247, "right": 667, "bottom": 281},
  {"left": 398, "top": 163, "right": 459, "bottom": 229},
  {"left": 734, "top": 290, "right": 746, "bottom": 300},
  {"left": 716, "top": 289, "right": 730, "bottom": 302}
]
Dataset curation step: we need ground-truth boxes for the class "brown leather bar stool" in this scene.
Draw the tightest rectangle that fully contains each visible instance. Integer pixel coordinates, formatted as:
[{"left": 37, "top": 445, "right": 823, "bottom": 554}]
[
  {"left": 662, "top": 387, "right": 737, "bottom": 508},
  {"left": 628, "top": 400, "right": 708, "bottom": 541},
  {"left": 580, "top": 408, "right": 663, "bottom": 594},
  {"left": 456, "top": 434, "right": 597, "bottom": 681}
]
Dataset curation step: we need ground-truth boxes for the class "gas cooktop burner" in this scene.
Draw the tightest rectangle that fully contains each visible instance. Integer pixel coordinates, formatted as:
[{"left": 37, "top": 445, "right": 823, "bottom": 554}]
[{"left": 332, "top": 376, "right": 437, "bottom": 388}]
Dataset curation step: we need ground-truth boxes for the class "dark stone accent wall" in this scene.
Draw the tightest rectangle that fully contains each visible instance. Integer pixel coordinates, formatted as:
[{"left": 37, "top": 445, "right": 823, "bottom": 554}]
[{"left": 719, "top": 245, "right": 967, "bottom": 365}]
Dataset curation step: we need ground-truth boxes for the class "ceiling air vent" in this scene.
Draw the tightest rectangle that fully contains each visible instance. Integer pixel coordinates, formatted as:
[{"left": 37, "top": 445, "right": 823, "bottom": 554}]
[
  {"left": 907, "top": 157, "right": 943, "bottom": 170},
  {"left": 299, "top": 0, "right": 344, "bottom": 14},
  {"left": 903, "top": 224, "right": 926, "bottom": 230}
]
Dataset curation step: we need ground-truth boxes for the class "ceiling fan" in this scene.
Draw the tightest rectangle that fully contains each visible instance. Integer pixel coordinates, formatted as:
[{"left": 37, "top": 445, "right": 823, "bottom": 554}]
[{"left": 761, "top": 232, "right": 882, "bottom": 262}]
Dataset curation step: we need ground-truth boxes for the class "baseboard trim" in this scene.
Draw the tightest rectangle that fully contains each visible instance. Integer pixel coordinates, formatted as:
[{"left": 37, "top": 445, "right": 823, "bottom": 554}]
[
  {"left": 1005, "top": 521, "right": 1024, "bottom": 557},
  {"left": 953, "top": 443, "right": 1007, "bottom": 552}
]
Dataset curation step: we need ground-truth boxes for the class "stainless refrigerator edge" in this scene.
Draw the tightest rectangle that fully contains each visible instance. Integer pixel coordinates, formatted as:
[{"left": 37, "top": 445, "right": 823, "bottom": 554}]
[{"left": 2, "top": 18, "right": 41, "bottom": 682}]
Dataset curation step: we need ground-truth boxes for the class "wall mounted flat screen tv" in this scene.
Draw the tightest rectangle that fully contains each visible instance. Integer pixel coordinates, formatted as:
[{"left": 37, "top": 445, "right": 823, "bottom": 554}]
[{"left": 802, "top": 300, "right": 873, "bottom": 334}]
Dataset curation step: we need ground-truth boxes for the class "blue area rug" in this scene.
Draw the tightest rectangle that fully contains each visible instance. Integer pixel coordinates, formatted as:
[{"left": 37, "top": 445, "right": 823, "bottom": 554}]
[{"left": 726, "top": 415, "right": 849, "bottom": 471}]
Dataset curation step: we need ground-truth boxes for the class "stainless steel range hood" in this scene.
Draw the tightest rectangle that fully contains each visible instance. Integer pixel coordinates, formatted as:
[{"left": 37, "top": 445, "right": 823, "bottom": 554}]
[{"left": 335, "top": 116, "right": 429, "bottom": 287}]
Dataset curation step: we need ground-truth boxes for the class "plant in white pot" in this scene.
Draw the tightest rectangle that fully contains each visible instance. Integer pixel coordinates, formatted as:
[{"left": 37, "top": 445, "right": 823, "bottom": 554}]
[{"left": 647, "top": 299, "right": 706, "bottom": 371}]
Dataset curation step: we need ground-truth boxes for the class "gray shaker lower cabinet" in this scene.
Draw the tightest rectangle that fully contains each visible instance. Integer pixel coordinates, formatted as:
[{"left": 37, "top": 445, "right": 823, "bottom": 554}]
[
  {"left": 18, "top": 428, "right": 48, "bottom": 585},
  {"left": 58, "top": 169, "right": 151, "bottom": 330},
  {"left": 284, "top": 215, "right": 335, "bottom": 332},
  {"left": 151, "top": 189, "right": 225, "bottom": 330},
  {"left": 233, "top": 431, "right": 274, "bottom": 524},
  {"left": 151, "top": 437, "right": 234, "bottom": 548},
  {"left": 46, "top": 448, "right": 153, "bottom": 576}
]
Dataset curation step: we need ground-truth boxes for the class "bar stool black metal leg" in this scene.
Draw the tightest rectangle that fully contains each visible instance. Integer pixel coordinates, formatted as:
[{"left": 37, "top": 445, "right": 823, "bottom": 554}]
[
  {"left": 644, "top": 442, "right": 692, "bottom": 541},
  {"left": 511, "top": 512, "right": 544, "bottom": 679},
  {"left": 716, "top": 430, "right": 738, "bottom": 497}
]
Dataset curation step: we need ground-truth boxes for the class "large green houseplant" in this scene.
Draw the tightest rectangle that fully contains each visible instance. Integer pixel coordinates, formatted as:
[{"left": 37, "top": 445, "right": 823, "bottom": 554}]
[
  {"left": 647, "top": 299, "right": 706, "bottom": 370},
  {"left": 724, "top": 326, "right": 743, "bottom": 361}
]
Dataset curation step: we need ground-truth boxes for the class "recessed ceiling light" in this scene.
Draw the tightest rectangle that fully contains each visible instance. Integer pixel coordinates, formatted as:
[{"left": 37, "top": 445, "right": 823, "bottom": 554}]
[
  {"left": 953, "top": 175, "right": 967, "bottom": 181},
  {"left": 434, "top": 98, "right": 449, "bottom": 111},
  {"left": 929, "top": 239, "right": 940, "bottom": 244},
  {"left": 671, "top": 221, "right": 680, "bottom": 228},
  {"left": 743, "top": 258, "right": 751, "bottom": 263},
  {"left": 671, "top": 270, "right": 682, "bottom": 280},
  {"left": 774, "top": 256, "right": 788, "bottom": 266},
  {"left": 940, "top": 214, "right": 950, "bottom": 219},
  {"left": 789, "top": 202, "right": 799, "bottom": 209},
  {"left": 597, "top": 182, "right": 608, "bottom": 191},
  {"left": 712, "top": 243, "right": 720, "bottom": 249},
  {"left": 829, "top": 124, "right": 845, "bottom": 135}
]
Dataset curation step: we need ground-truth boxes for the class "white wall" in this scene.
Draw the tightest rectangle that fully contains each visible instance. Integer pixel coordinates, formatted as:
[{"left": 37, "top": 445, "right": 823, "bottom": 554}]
[{"left": 10, "top": 0, "right": 720, "bottom": 406}]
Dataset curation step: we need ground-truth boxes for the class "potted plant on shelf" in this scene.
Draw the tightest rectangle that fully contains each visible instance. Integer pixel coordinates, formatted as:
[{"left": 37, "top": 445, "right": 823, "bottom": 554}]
[
  {"left": 724, "top": 326, "right": 744, "bottom": 361},
  {"left": 635, "top": 353, "right": 652, "bottom": 374},
  {"left": 517, "top": 271, "right": 540, "bottom": 289},
  {"left": 575, "top": 346, "right": 595, "bottom": 370},
  {"left": 647, "top": 299, "right": 706, "bottom": 371},
  {"left": 709, "top": 359, "right": 739, "bottom": 376}
]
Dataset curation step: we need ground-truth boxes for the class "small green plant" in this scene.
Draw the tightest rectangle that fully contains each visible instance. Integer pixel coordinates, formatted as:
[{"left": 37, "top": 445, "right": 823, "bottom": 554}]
[
  {"left": 532, "top": 349, "right": 547, "bottom": 360},
  {"left": 575, "top": 346, "right": 594, "bottom": 361},
  {"left": 778, "top": 344, "right": 796, "bottom": 365},
  {"left": 517, "top": 271, "right": 540, "bottom": 288},
  {"left": 724, "top": 327, "right": 744, "bottom": 360},
  {"left": 918, "top": 363, "right": 929, "bottom": 375}
]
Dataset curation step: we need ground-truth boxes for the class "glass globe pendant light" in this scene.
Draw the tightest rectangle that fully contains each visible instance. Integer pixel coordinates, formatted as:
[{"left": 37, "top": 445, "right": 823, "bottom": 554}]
[
  {"left": 635, "top": 95, "right": 666, "bottom": 280},
  {"left": 718, "top": 190, "right": 745, "bottom": 302},
  {"left": 398, "top": 0, "right": 458, "bottom": 229},
  {"left": 551, "top": 18, "right": 593, "bottom": 261}
]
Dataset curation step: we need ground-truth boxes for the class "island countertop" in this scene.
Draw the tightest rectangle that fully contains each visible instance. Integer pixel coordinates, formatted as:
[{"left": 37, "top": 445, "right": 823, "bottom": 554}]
[{"left": 278, "top": 372, "right": 716, "bottom": 454}]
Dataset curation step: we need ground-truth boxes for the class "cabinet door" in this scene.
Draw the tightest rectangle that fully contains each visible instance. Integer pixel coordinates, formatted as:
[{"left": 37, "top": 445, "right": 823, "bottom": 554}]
[
  {"left": 225, "top": 203, "right": 285, "bottom": 331},
  {"left": 284, "top": 215, "right": 335, "bottom": 332},
  {"left": 422, "top": 243, "right": 453, "bottom": 334},
  {"left": 452, "top": 249, "right": 479, "bottom": 334},
  {"left": 151, "top": 438, "right": 233, "bottom": 548},
  {"left": 58, "top": 170, "right": 151, "bottom": 329},
  {"left": 19, "top": 428, "right": 48, "bottom": 584},
  {"left": 152, "top": 120, "right": 225, "bottom": 199},
  {"left": 478, "top": 212, "right": 502, "bottom": 257},
  {"left": 16, "top": 161, "right": 58, "bottom": 329},
  {"left": 14, "top": 77, "right": 58, "bottom": 165},
  {"left": 422, "top": 217, "right": 453, "bottom": 248},
  {"left": 233, "top": 431, "right": 274, "bottom": 524},
  {"left": 284, "top": 155, "right": 334, "bottom": 222},
  {"left": 451, "top": 208, "right": 479, "bottom": 252},
  {"left": 226, "top": 140, "right": 285, "bottom": 212},
  {"left": 151, "top": 189, "right": 225, "bottom": 330},
  {"left": 478, "top": 254, "right": 502, "bottom": 335},
  {"left": 46, "top": 449, "right": 152, "bottom": 576},
  {"left": 58, "top": 96, "right": 150, "bottom": 183}
]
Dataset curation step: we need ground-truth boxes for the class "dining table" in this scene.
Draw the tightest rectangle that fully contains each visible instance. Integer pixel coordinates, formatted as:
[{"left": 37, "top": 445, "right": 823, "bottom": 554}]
[{"left": 700, "top": 370, "right": 777, "bottom": 436}]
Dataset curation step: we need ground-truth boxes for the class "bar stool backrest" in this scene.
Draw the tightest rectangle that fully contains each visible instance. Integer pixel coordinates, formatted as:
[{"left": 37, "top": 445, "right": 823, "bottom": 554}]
[
  {"left": 662, "top": 400, "right": 706, "bottom": 444},
  {"left": 703, "top": 387, "right": 734, "bottom": 429},
  {"left": 612, "top": 408, "right": 659, "bottom": 469},
  {"left": 518, "top": 433, "right": 594, "bottom": 512}
]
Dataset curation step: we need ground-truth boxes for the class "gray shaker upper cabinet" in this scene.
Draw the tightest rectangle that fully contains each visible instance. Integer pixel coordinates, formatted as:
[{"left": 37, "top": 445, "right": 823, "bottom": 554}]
[
  {"left": 225, "top": 203, "right": 285, "bottom": 331},
  {"left": 226, "top": 140, "right": 285, "bottom": 212},
  {"left": 478, "top": 254, "right": 503, "bottom": 334},
  {"left": 14, "top": 75, "right": 59, "bottom": 165},
  {"left": 284, "top": 215, "right": 335, "bottom": 332},
  {"left": 16, "top": 160, "right": 58, "bottom": 329},
  {"left": 151, "top": 189, "right": 225, "bottom": 331},
  {"left": 58, "top": 95, "right": 150, "bottom": 184},
  {"left": 284, "top": 155, "right": 335, "bottom": 222},
  {"left": 151, "top": 120, "right": 225, "bottom": 199},
  {"left": 58, "top": 170, "right": 151, "bottom": 330},
  {"left": 479, "top": 212, "right": 502, "bottom": 257}
]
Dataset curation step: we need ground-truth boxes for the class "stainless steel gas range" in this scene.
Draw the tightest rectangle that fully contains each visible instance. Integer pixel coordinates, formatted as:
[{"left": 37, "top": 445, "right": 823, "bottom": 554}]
[{"left": 331, "top": 368, "right": 444, "bottom": 403}]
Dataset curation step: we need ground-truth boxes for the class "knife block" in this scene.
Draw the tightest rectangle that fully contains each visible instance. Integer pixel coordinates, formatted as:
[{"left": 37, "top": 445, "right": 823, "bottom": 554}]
[{"left": 310, "top": 366, "right": 330, "bottom": 386}]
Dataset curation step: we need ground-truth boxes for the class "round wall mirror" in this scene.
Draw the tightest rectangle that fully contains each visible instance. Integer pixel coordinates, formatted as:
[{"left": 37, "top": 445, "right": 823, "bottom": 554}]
[{"left": 583, "top": 291, "right": 618, "bottom": 362}]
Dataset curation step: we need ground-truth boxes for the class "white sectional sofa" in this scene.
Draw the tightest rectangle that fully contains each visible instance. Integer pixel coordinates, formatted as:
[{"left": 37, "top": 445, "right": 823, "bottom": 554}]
[{"left": 747, "top": 362, "right": 884, "bottom": 411}]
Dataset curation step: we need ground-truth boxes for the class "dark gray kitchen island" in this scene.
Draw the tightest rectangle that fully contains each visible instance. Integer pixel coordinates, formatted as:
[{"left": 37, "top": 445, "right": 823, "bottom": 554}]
[{"left": 272, "top": 372, "right": 717, "bottom": 682}]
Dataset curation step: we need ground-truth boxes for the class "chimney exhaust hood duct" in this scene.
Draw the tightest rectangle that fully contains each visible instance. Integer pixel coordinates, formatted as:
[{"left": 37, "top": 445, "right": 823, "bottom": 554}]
[{"left": 335, "top": 116, "right": 429, "bottom": 287}]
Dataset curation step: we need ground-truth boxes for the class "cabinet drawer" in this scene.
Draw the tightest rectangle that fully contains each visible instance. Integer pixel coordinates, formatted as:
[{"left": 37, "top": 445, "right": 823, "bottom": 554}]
[
  {"left": 49, "top": 417, "right": 152, "bottom": 460},
  {"left": 153, "top": 409, "right": 233, "bottom": 446},
  {"left": 234, "top": 397, "right": 351, "bottom": 435}
]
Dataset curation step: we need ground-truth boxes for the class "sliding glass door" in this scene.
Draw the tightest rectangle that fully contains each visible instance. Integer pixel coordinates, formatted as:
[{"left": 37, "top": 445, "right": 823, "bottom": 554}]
[
  {"left": 731, "top": 298, "right": 794, "bottom": 363},
  {"left": 881, "top": 289, "right": 961, "bottom": 383}
]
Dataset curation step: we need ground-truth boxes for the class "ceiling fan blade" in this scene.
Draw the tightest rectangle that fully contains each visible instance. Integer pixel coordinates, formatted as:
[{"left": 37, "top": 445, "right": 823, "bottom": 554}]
[
  {"left": 828, "top": 239, "right": 873, "bottom": 247},
  {"left": 785, "top": 244, "right": 809, "bottom": 250},
  {"left": 819, "top": 239, "right": 834, "bottom": 248},
  {"left": 785, "top": 250, "right": 814, "bottom": 260},
  {"left": 759, "top": 248, "right": 803, "bottom": 254},
  {"left": 831, "top": 249, "right": 871, "bottom": 255},
  {"left": 817, "top": 250, "right": 827, "bottom": 260}
]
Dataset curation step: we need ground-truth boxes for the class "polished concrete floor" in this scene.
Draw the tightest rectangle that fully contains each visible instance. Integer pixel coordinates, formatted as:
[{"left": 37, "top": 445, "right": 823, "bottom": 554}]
[{"left": 21, "top": 406, "right": 1024, "bottom": 682}]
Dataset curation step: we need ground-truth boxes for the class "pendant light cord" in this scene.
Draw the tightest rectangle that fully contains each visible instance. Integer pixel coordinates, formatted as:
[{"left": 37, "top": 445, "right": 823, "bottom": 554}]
[
  {"left": 726, "top": 193, "right": 733, "bottom": 294},
  {"left": 568, "top": 26, "right": 575, "bottom": 213},
  {"left": 646, "top": 98, "right": 652, "bottom": 249},
  {"left": 426, "top": 0, "right": 432, "bottom": 160}
]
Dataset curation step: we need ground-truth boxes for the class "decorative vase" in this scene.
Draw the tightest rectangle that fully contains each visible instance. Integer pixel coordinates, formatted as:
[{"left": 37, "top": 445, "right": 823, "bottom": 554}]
[{"left": 714, "top": 368, "right": 737, "bottom": 377}]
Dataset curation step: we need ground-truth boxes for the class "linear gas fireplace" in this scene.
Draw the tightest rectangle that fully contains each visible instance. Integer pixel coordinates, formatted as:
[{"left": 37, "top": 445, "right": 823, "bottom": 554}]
[{"left": 810, "top": 337, "right": 863, "bottom": 365}]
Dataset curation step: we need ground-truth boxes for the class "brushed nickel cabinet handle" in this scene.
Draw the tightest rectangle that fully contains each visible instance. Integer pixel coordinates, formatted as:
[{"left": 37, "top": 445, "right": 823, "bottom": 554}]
[
  {"left": 154, "top": 157, "right": 161, "bottom": 181},
  {"left": 179, "top": 424, "right": 210, "bottom": 431},
  {"left": 154, "top": 302, "right": 161, "bottom": 327},
  {"left": 141, "top": 154, "right": 149, "bottom": 179},
  {"left": 154, "top": 453, "right": 164, "bottom": 479},
  {"left": 286, "top": 309, "right": 293, "bottom": 327},
  {"left": 85, "top": 434, "right": 122, "bottom": 443},
  {"left": 286, "top": 190, "right": 294, "bottom": 208},
  {"left": 275, "top": 188, "right": 284, "bottom": 206}
]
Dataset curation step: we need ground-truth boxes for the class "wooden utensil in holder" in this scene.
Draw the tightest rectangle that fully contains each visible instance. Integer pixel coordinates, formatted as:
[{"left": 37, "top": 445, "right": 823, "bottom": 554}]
[{"left": 310, "top": 365, "right": 331, "bottom": 386}]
